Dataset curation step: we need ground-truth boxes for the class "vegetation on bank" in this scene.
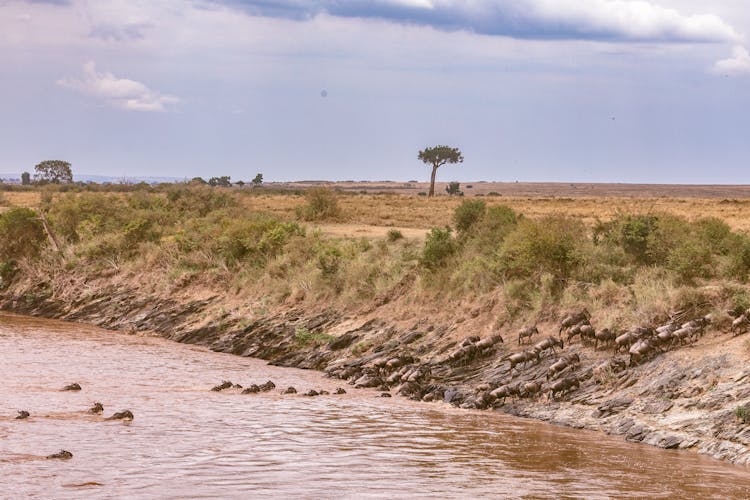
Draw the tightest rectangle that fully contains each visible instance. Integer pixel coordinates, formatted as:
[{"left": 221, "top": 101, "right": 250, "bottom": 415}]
[{"left": 2, "top": 186, "right": 750, "bottom": 330}]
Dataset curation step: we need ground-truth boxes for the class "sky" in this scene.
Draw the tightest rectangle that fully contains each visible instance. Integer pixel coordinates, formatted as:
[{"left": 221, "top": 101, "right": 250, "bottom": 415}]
[{"left": 1, "top": 0, "right": 749, "bottom": 183}]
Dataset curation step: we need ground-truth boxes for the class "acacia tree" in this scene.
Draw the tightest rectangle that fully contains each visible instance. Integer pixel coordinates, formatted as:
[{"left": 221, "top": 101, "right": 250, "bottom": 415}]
[
  {"left": 418, "top": 145, "right": 463, "bottom": 197},
  {"left": 34, "top": 160, "right": 73, "bottom": 184}
]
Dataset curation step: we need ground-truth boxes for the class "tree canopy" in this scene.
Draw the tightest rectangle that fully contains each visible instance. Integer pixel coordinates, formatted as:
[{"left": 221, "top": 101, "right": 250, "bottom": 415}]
[
  {"left": 418, "top": 145, "right": 463, "bottom": 197},
  {"left": 34, "top": 160, "right": 73, "bottom": 184}
]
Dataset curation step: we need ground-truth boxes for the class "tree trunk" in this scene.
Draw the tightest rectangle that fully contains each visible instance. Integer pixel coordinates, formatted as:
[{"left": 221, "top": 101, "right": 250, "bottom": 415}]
[{"left": 428, "top": 165, "right": 438, "bottom": 197}]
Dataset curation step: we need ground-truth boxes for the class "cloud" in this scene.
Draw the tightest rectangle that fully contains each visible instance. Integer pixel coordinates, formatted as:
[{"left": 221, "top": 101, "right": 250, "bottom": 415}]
[
  {"left": 22, "top": 0, "right": 71, "bottom": 4},
  {"left": 216, "top": 0, "right": 741, "bottom": 43},
  {"left": 713, "top": 45, "right": 750, "bottom": 75},
  {"left": 57, "top": 61, "right": 179, "bottom": 112},
  {"left": 89, "top": 22, "right": 151, "bottom": 42}
]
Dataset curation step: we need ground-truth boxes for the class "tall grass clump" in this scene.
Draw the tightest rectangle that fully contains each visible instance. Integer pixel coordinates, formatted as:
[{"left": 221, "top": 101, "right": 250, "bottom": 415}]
[
  {"left": 296, "top": 188, "right": 341, "bottom": 221},
  {"left": 0, "top": 208, "right": 46, "bottom": 261}
]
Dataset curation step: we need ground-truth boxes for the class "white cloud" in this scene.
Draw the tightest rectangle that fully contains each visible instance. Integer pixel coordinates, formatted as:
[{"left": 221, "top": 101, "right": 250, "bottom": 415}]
[
  {"left": 713, "top": 45, "right": 750, "bottom": 75},
  {"left": 57, "top": 61, "right": 179, "bottom": 111},
  {"left": 218, "top": 0, "right": 742, "bottom": 43},
  {"left": 524, "top": 0, "right": 741, "bottom": 42}
]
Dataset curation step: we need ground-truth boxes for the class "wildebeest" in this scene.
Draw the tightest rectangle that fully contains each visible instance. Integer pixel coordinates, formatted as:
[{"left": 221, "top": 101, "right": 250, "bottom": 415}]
[
  {"left": 521, "top": 381, "right": 542, "bottom": 398},
  {"left": 579, "top": 324, "right": 596, "bottom": 344},
  {"left": 489, "top": 383, "right": 522, "bottom": 404},
  {"left": 671, "top": 326, "right": 699, "bottom": 346},
  {"left": 594, "top": 328, "right": 616, "bottom": 349},
  {"left": 614, "top": 330, "right": 640, "bottom": 354},
  {"left": 518, "top": 325, "right": 539, "bottom": 345},
  {"left": 508, "top": 349, "right": 541, "bottom": 371},
  {"left": 476, "top": 334, "right": 504, "bottom": 350},
  {"left": 559, "top": 310, "right": 590, "bottom": 336},
  {"left": 732, "top": 314, "right": 749, "bottom": 335},
  {"left": 629, "top": 338, "right": 660, "bottom": 366},
  {"left": 566, "top": 322, "right": 587, "bottom": 342},
  {"left": 547, "top": 353, "right": 580, "bottom": 380},
  {"left": 548, "top": 377, "right": 580, "bottom": 398},
  {"left": 106, "top": 410, "right": 134, "bottom": 421},
  {"left": 533, "top": 336, "right": 564, "bottom": 356}
]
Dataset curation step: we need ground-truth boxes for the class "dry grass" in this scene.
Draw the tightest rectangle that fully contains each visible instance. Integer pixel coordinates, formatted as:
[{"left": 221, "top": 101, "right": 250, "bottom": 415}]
[
  {"left": 9, "top": 186, "right": 750, "bottom": 233},
  {"left": 240, "top": 193, "right": 750, "bottom": 233},
  {"left": 4, "top": 191, "right": 40, "bottom": 208}
]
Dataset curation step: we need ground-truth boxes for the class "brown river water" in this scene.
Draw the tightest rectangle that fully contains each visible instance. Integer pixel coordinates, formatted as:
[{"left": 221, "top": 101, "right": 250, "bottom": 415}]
[{"left": 2, "top": 312, "right": 750, "bottom": 499}]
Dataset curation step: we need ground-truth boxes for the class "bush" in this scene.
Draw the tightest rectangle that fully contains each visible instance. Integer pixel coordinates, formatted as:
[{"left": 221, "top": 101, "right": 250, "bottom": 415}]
[
  {"left": 0, "top": 260, "right": 18, "bottom": 288},
  {"left": 166, "top": 185, "right": 237, "bottom": 216},
  {"left": 420, "top": 227, "right": 456, "bottom": 271},
  {"left": 316, "top": 242, "right": 343, "bottom": 277},
  {"left": 667, "top": 239, "right": 714, "bottom": 284},
  {"left": 453, "top": 199, "right": 486, "bottom": 235},
  {"left": 294, "top": 327, "right": 335, "bottom": 346},
  {"left": 499, "top": 216, "right": 585, "bottom": 285},
  {"left": 297, "top": 188, "right": 341, "bottom": 221},
  {"left": 386, "top": 229, "right": 404, "bottom": 242},
  {"left": 735, "top": 405, "right": 749, "bottom": 424},
  {"left": 445, "top": 181, "right": 463, "bottom": 196},
  {"left": 0, "top": 208, "right": 46, "bottom": 260},
  {"left": 212, "top": 215, "right": 304, "bottom": 266}
]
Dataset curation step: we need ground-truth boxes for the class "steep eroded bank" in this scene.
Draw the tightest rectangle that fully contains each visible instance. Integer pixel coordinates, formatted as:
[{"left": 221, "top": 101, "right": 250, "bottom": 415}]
[{"left": 3, "top": 278, "right": 750, "bottom": 466}]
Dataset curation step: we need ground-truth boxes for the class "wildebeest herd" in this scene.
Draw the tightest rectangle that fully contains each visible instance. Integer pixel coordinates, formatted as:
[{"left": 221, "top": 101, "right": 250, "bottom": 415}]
[
  {"left": 474, "top": 308, "right": 719, "bottom": 409},
  {"left": 320, "top": 305, "right": 736, "bottom": 411}
]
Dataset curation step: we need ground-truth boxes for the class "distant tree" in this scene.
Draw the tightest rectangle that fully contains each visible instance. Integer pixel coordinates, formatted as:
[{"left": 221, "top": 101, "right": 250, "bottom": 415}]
[
  {"left": 418, "top": 146, "right": 463, "bottom": 197},
  {"left": 190, "top": 177, "right": 207, "bottom": 185},
  {"left": 34, "top": 160, "right": 73, "bottom": 184},
  {"left": 208, "top": 176, "right": 231, "bottom": 187},
  {"left": 21, "top": 172, "right": 31, "bottom": 185},
  {"left": 252, "top": 173, "right": 263, "bottom": 187},
  {"left": 445, "top": 181, "right": 463, "bottom": 196},
  {"left": 235, "top": 180, "right": 246, "bottom": 189}
]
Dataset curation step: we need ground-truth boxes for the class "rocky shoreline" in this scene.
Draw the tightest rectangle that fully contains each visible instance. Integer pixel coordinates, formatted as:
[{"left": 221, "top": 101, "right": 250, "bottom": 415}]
[{"left": 4, "top": 283, "right": 750, "bottom": 465}]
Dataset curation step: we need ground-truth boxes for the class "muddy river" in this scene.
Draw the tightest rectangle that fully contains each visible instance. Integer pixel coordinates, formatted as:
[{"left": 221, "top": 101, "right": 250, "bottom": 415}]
[{"left": 2, "top": 313, "right": 749, "bottom": 498}]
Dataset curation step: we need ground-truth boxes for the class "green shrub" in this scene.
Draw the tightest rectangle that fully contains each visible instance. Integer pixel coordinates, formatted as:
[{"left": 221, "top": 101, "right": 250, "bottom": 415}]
[
  {"left": 47, "top": 193, "right": 126, "bottom": 242},
  {"left": 467, "top": 205, "right": 518, "bottom": 253},
  {"left": 386, "top": 229, "right": 404, "bottom": 242},
  {"left": 316, "top": 243, "right": 343, "bottom": 277},
  {"left": 294, "top": 327, "right": 335, "bottom": 347},
  {"left": 0, "top": 208, "right": 46, "bottom": 260},
  {"left": 215, "top": 216, "right": 304, "bottom": 266},
  {"left": 735, "top": 405, "right": 749, "bottom": 424},
  {"left": 453, "top": 199, "right": 486, "bottom": 235},
  {"left": 667, "top": 239, "right": 714, "bottom": 283},
  {"left": 0, "top": 260, "right": 18, "bottom": 288},
  {"left": 499, "top": 216, "right": 584, "bottom": 284},
  {"left": 296, "top": 188, "right": 341, "bottom": 221},
  {"left": 420, "top": 227, "right": 456, "bottom": 271},
  {"left": 166, "top": 185, "right": 237, "bottom": 216}
]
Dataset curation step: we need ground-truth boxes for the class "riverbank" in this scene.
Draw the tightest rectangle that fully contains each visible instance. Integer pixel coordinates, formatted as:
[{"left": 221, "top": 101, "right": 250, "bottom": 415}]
[
  {"left": 3, "top": 186, "right": 750, "bottom": 465},
  {"left": 4, "top": 276, "right": 750, "bottom": 465}
]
